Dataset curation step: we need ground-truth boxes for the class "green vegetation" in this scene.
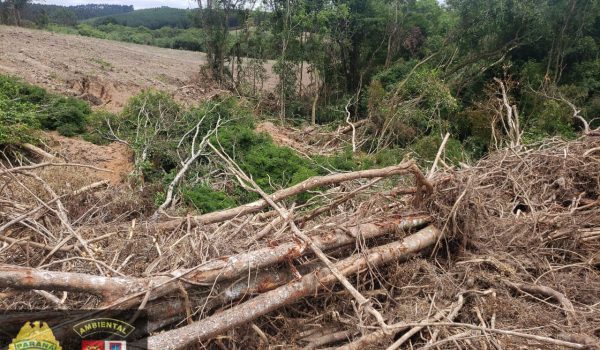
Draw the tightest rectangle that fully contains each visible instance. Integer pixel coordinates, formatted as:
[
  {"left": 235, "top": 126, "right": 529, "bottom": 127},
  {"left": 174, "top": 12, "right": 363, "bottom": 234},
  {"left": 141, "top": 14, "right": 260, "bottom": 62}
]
[
  {"left": 88, "top": 7, "right": 191, "bottom": 29},
  {"left": 0, "top": 75, "right": 93, "bottom": 144},
  {"left": 3, "top": 0, "right": 600, "bottom": 213},
  {"left": 192, "top": 0, "right": 600, "bottom": 160},
  {"left": 1, "top": 3, "right": 133, "bottom": 27},
  {"left": 84, "top": 90, "right": 404, "bottom": 213},
  {"left": 89, "top": 91, "right": 316, "bottom": 212},
  {"left": 46, "top": 23, "right": 205, "bottom": 51}
]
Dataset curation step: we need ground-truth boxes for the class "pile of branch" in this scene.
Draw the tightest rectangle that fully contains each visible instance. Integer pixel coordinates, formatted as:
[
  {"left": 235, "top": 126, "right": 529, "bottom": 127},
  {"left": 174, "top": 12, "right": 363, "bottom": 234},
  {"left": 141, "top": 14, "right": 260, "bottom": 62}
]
[
  {"left": 2, "top": 136, "right": 600, "bottom": 349},
  {"left": 0, "top": 156, "right": 443, "bottom": 348}
]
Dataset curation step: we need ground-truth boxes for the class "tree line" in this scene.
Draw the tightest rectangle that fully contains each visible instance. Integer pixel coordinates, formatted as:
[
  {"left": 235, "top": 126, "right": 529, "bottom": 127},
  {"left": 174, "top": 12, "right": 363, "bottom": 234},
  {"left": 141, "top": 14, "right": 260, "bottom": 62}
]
[
  {"left": 198, "top": 0, "right": 600, "bottom": 158},
  {"left": 0, "top": 2, "right": 133, "bottom": 26},
  {"left": 2, "top": 0, "right": 600, "bottom": 161}
]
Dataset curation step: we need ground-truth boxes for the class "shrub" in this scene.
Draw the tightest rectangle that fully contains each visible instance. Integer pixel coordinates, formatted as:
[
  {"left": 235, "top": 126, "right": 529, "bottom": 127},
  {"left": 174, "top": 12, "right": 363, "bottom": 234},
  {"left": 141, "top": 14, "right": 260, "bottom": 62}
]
[
  {"left": 411, "top": 134, "right": 464, "bottom": 165},
  {"left": 0, "top": 75, "right": 47, "bottom": 103},
  {"left": 38, "top": 96, "right": 90, "bottom": 134},
  {"left": 0, "top": 75, "right": 92, "bottom": 145},
  {"left": 527, "top": 99, "right": 576, "bottom": 140},
  {"left": 182, "top": 185, "right": 237, "bottom": 213},
  {"left": 0, "top": 96, "right": 40, "bottom": 145},
  {"left": 368, "top": 66, "right": 457, "bottom": 147},
  {"left": 82, "top": 110, "right": 119, "bottom": 145}
]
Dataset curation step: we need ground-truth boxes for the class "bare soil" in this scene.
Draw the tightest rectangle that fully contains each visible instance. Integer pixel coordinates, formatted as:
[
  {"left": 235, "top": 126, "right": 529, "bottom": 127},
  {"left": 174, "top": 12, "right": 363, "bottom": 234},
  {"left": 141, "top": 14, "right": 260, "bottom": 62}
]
[
  {"left": 0, "top": 25, "right": 286, "bottom": 112},
  {"left": 44, "top": 132, "right": 133, "bottom": 184}
]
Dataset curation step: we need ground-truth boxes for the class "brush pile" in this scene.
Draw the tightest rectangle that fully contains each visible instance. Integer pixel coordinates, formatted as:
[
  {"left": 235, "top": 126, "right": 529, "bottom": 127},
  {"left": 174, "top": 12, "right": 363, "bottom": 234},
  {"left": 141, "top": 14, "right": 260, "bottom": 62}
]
[{"left": 1, "top": 136, "right": 600, "bottom": 349}]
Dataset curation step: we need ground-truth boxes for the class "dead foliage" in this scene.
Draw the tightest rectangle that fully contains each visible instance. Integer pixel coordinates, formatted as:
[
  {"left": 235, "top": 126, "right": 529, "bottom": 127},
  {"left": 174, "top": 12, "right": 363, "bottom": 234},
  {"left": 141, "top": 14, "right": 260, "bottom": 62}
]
[{"left": 1, "top": 136, "right": 600, "bottom": 349}]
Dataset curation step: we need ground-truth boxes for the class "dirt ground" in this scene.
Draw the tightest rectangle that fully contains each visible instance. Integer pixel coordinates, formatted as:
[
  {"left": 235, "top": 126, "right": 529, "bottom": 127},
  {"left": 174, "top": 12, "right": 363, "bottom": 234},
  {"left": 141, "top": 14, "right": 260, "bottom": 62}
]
[
  {"left": 43, "top": 132, "right": 133, "bottom": 184},
  {"left": 0, "top": 25, "right": 291, "bottom": 112}
]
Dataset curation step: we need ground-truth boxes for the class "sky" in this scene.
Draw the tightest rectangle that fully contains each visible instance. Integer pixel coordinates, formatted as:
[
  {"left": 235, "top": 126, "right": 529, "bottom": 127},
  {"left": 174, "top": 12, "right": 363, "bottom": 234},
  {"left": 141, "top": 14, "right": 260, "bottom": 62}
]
[{"left": 34, "top": 0, "right": 196, "bottom": 10}]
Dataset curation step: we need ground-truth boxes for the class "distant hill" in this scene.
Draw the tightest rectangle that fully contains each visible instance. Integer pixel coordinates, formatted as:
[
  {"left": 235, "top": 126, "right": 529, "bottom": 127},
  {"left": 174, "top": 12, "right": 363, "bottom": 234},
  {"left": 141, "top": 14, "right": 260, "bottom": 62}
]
[
  {"left": 88, "top": 7, "right": 192, "bottom": 29},
  {"left": 22, "top": 4, "right": 134, "bottom": 23}
]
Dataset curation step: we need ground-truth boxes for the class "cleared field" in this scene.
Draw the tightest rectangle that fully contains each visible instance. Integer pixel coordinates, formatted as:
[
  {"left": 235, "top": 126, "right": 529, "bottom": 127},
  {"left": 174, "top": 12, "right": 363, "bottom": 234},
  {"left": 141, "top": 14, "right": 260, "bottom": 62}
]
[{"left": 0, "top": 25, "right": 287, "bottom": 112}]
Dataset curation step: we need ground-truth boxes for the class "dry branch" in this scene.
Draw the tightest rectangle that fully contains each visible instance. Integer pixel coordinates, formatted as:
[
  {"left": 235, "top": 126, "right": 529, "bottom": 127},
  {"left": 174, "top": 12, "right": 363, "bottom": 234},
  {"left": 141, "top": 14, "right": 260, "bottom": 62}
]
[
  {"left": 386, "top": 294, "right": 464, "bottom": 350},
  {"left": 303, "top": 330, "right": 355, "bottom": 349},
  {"left": 141, "top": 225, "right": 442, "bottom": 350},
  {"left": 427, "top": 132, "right": 450, "bottom": 179},
  {"left": 0, "top": 162, "right": 112, "bottom": 175},
  {"left": 22, "top": 143, "right": 56, "bottom": 160},
  {"left": 508, "top": 282, "right": 576, "bottom": 326},
  {"left": 0, "top": 214, "right": 430, "bottom": 305},
  {"left": 155, "top": 161, "right": 428, "bottom": 231},
  {"left": 339, "top": 294, "right": 465, "bottom": 350}
]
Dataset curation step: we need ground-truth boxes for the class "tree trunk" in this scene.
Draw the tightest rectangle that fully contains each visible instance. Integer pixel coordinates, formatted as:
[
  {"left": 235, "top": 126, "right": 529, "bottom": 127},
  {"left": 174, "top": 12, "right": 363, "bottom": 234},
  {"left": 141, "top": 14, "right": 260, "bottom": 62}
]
[
  {"left": 141, "top": 225, "right": 442, "bottom": 350},
  {"left": 0, "top": 214, "right": 430, "bottom": 308},
  {"left": 311, "top": 81, "right": 320, "bottom": 125}
]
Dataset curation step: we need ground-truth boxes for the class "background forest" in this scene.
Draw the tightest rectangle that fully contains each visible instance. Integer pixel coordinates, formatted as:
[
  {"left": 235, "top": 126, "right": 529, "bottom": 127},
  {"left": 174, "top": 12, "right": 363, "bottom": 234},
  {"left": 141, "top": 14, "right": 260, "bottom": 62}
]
[{"left": 5, "top": 0, "right": 598, "bottom": 154}]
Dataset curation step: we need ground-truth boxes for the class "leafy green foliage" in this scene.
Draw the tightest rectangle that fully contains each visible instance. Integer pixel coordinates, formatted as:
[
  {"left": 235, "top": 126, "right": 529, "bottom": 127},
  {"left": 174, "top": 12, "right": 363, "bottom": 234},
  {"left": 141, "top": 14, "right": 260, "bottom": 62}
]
[
  {"left": 47, "top": 23, "right": 205, "bottom": 51},
  {"left": 38, "top": 96, "right": 90, "bottom": 135},
  {"left": 182, "top": 185, "right": 237, "bottom": 213},
  {"left": 0, "top": 92, "right": 39, "bottom": 145},
  {"left": 368, "top": 63, "right": 457, "bottom": 147},
  {"left": 0, "top": 75, "right": 92, "bottom": 145},
  {"left": 88, "top": 7, "right": 192, "bottom": 29},
  {"left": 7, "top": 0, "right": 600, "bottom": 214},
  {"left": 411, "top": 135, "right": 465, "bottom": 166},
  {"left": 90, "top": 91, "right": 408, "bottom": 213}
]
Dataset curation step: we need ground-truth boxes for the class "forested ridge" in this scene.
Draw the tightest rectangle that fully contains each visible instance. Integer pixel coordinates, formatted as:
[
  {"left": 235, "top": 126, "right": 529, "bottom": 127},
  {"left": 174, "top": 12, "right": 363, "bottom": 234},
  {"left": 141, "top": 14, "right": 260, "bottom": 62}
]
[{"left": 1, "top": 1, "right": 600, "bottom": 349}]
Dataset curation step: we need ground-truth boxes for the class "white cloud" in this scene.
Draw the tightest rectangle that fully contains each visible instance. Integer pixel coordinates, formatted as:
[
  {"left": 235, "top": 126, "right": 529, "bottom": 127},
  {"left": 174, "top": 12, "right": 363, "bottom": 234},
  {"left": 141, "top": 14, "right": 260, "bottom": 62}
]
[{"left": 34, "top": 0, "right": 196, "bottom": 10}]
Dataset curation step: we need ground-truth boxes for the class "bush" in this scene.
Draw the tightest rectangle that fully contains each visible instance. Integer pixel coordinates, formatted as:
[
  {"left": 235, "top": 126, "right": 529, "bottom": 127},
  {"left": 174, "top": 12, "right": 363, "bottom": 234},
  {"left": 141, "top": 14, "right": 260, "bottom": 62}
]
[
  {"left": 0, "top": 96, "right": 40, "bottom": 145},
  {"left": 0, "top": 75, "right": 48, "bottom": 103},
  {"left": 411, "top": 134, "right": 464, "bottom": 166},
  {"left": 182, "top": 185, "right": 237, "bottom": 213},
  {"left": 368, "top": 66, "right": 457, "bottom": 147},
  {"left": 82, "top": 110, "right": 119, "bottom": 145},
  {"left": 0, "top": 75, "right": 92, "bottom": 145},
  {"left": 38, "top": 96, "right": 90, "bottom": 135}
]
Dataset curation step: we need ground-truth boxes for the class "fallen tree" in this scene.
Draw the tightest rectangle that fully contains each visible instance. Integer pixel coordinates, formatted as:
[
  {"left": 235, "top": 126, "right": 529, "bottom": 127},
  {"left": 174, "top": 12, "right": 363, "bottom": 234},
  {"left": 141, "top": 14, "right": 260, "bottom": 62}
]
[
  {"left": 3, "top": 136, "right": 599, "bottom": 349},
  {"left": 140, "top": 225, "right": 443, "bottom": 350},
  {"left": 0, "top": 213, "right": 431, "bottom": 307}
]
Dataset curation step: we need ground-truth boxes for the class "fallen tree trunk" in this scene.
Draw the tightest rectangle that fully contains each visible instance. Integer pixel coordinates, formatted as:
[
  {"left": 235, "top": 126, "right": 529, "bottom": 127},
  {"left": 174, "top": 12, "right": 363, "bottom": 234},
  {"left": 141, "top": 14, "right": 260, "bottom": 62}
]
[
  {"left": 0, "top": 265, "right": 150, "bottom": 300},
  {"left": 141, "top": 225, "right": 442, "bottom": 350},
  {"left": 177, "top": 214, "right": 431, "bottom": 284},
  {"left": 0, "top": 214, "right": 430, "bottom": 307},
  {"left": 112, "top": 213, "right": 430, "bottom": 309},
  {"left": 155, "top": 161, "right": 428, "bottom": 231}
]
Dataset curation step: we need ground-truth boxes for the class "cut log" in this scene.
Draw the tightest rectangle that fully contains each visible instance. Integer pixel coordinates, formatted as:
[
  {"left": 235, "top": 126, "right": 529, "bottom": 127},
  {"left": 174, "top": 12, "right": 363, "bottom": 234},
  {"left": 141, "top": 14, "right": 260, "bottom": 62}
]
[
  {"left": 0, "top": 265, "right": 151, "bottom": 300},
  {"left": 22, "top": 143, "right": 56, "bottom": 160},
  {"left": 140, "top": 225, "right": 442, "bottom": 350}
]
